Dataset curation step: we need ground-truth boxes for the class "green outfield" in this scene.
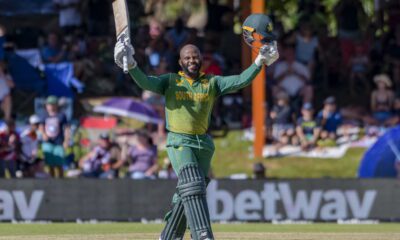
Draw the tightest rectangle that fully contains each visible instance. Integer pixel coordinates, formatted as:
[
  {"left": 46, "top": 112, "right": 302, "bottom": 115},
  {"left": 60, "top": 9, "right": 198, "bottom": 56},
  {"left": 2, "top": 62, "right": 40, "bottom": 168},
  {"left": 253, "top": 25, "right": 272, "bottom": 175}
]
[{"left": 0, "top": 223, "right": 399, "bottom": 240}]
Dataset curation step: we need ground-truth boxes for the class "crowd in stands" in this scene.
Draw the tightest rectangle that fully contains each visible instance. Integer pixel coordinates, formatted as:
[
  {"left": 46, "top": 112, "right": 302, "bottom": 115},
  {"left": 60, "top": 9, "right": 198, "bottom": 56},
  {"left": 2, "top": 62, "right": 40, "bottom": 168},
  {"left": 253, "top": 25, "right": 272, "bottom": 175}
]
[
  {"left": 265, "top": 0, "right": 400, "bottom": 156},
  {"left": 1, "top": 0, "right": 400, "bottom": 178}
]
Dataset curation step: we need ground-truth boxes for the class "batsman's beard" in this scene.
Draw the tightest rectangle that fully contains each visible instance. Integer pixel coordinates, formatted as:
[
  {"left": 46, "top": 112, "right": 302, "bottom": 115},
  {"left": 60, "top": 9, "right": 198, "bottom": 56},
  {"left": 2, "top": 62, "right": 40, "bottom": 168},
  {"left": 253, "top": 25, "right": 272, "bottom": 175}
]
[{"left": 182, "top": 61, "right": 202, "bottom": 78}]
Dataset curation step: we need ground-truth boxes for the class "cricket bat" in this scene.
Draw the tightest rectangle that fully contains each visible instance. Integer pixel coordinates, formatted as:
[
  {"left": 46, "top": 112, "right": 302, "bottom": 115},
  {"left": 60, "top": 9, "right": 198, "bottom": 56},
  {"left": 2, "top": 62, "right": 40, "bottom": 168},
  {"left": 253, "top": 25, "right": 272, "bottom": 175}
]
[{"left": 112, "top": 0, "right": 131, "bottom": 73}]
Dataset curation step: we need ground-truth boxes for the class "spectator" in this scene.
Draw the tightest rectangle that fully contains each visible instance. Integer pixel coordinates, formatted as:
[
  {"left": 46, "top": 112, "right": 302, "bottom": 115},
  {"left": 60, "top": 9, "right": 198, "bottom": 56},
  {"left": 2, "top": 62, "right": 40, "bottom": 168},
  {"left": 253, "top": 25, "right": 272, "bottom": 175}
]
[
  {"left": 31, "top": 158, "right": 50, "bottom": 179},
  {"left": 269, "top": 91, "right": 295, "bottom": 146},
  {"left": 165, "top": 18, "right": 190, "bottom": 52},
  {"left": 0, "top": 61, "right": 14, "bottom": 120},
  {"left": 295, "top": 21, "right": 318, "bottom": 66},
  {"left": 0, "top": 119, "right": 20, "bottom": 178},
  {"left": 146, "top": 37, "right": 173, "bottom": 71},
  {"left": 126, "top": 129, "right": 158, "bottom": 179},
  {"left": 41, "top": 32, "right": 68, "bottom": 63},
  {"left": 317, "top": 96, "right": 342, "bottom": 138},
  {"left": 39, "top": 96, "right": 70, "bottom": 178},
  {"left": 367, "top": 74, "right": 395, "bottom": 125},
  {"left": 253, "top": 162, "right": 266, "bottom": 179},
  {"left": 334, "top": 0, "right": 367, "bottom": 65},
  {"left": 79, "top": 133, "right": 119, "bottom": 178},
  {"left": 202, "top": 53, "right": 222, "bottom": 75},
  {"left": 295, "top": 103, "right": 321, "bottom": 150},
  {"left": 316, "top": 26, "right": 342, "bottom": 89},
  {"left": 53, "top": 0, "right": 83, "bottom": 35},
  {"left": 273, "top": 45, "right": 313, "bottom": 110},
  {"left": 19, "top": 115, "right": 41, "bottom": 177},
  {"left": 349, "top": 44, "right": 370, "bottom": 95}
]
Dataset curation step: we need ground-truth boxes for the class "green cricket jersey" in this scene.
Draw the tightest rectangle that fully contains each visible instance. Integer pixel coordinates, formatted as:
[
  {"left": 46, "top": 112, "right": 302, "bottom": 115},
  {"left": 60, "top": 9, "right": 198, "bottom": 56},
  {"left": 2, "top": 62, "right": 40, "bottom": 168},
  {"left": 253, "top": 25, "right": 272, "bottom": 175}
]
[{"left": 129, "top": 64, "right": 261, "bottom": 135}]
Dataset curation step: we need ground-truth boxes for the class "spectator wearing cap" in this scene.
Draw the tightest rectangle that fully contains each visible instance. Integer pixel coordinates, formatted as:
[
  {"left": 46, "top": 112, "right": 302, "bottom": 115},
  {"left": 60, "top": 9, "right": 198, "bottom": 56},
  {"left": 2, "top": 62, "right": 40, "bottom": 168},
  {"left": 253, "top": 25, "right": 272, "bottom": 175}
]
[
  {"left": 295, "top": 103, "right": 321, "bottom": 150},
  {"left": 79, "top": 133, "right": 120, "bottom": 179},
  {"left": 0, "top": 119, "right": 20, "bottom": 178},
  {"left": 316, "top": 96, "right": 342, "bottom": 138},
  {"left": 125, "top": 129, "right": 158, "bottom": 179},
  {"left": 19, "top": 115, "right": 41, "bottom": 177},
  {"left": 269, "top": 91, "right": 295, "bottom": 146},
  {"left": 369, "top": 74, "right": 395, "bottom": 125},
  {"left": 39, "top": 95, "right": 70, "bottom": 178}
]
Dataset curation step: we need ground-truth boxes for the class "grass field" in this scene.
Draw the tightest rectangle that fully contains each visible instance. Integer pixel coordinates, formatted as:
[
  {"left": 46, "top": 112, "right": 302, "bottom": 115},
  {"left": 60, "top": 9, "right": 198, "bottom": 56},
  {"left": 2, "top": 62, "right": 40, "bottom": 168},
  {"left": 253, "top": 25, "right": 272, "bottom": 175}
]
[
  {"left": 1, "top": 223, "right": 399, "bottom": 240},
  {"left": 210, "top": 130, "right": 366, "bottom": 178}
]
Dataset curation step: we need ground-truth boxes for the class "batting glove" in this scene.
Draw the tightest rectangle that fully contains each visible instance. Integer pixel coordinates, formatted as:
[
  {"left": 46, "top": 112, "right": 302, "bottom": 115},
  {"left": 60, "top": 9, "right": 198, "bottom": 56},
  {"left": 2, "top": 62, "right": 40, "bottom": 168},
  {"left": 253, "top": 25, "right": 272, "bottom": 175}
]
[
  {"left": 255, "top": 41, "right": 279, "bottom": 67},
  {"left": 114, "top": 39, "right": 137, "bottom": 70}
]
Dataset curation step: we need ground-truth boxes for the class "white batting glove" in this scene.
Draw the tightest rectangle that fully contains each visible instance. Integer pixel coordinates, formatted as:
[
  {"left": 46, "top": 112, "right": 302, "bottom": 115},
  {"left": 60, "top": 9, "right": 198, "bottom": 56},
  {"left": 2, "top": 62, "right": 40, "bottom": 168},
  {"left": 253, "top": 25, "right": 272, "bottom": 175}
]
[
  {"left": 255, "top": 41, "right": 279, "bottom": 67},
  {"left": 114, "top": 39, "right": 137, "bottom": 70}
]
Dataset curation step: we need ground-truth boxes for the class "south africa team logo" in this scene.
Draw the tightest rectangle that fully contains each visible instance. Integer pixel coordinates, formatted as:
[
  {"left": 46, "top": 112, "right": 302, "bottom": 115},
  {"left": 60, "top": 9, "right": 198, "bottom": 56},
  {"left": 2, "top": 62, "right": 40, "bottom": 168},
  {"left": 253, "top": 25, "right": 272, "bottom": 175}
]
[
  {"left": 176, "top": 79, "right": 184, "bottom": 86},
  {"left": 200, "top": 79, "right": 209, "bottom": 88}
]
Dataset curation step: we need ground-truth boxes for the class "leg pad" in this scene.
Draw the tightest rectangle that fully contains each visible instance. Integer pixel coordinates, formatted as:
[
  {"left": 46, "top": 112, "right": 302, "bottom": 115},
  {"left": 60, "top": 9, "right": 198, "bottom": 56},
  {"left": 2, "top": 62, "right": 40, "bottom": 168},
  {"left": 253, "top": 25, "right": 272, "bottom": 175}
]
[{"left": 177, "top": 164, "right": 213, "bottom": 240}]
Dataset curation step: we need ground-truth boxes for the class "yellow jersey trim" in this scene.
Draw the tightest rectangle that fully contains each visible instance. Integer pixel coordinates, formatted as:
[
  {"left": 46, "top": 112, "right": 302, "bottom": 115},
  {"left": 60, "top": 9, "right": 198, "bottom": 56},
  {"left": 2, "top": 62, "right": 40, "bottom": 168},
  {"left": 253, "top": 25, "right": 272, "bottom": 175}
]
[{"left": 178, "top": 71, "right": 206, "bottom": 86}]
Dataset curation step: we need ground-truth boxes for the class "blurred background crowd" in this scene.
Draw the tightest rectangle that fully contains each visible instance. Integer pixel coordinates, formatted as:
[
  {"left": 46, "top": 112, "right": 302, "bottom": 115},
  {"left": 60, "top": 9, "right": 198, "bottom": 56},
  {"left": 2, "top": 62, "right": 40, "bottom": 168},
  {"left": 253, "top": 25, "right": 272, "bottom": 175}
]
[{"left": 0, "top": 0, "right": 400, "bottom": 179}]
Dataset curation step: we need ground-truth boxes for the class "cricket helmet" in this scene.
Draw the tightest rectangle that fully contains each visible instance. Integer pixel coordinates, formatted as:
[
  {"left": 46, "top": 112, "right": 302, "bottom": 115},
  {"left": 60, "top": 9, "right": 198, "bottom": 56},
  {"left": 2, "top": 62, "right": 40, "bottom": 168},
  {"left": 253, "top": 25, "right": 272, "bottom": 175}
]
[{"left": 242, "top": 14, "right": 276, "bottom": 48}]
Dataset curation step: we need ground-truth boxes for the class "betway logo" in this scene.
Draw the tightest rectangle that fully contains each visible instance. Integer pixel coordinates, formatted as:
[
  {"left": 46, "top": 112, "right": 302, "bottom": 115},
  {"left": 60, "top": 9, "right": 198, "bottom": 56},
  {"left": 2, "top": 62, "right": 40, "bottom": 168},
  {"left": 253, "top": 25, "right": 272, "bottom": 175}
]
[
  {"left": 0, "top": 190, "right": 44, "bottom": 220},
  {"left": 207, "top": 181, "right": 377, "bottom": 221}
]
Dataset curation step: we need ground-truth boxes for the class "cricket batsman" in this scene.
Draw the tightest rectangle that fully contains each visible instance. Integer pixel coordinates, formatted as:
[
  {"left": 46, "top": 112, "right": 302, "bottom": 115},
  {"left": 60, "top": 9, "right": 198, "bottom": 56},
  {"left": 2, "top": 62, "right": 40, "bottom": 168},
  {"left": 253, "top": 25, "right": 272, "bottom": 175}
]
[{"left": 114, "top": 15, "right": 279, "bottom": 240}]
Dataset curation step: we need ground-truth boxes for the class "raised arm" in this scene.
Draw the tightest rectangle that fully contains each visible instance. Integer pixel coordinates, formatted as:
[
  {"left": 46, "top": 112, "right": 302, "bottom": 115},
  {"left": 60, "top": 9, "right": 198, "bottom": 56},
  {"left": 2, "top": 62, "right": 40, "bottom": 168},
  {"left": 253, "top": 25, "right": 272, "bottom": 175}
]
[
  {"left": 114, "top": 40, "right": 169, "bottom": 95},
  {"left": 215, "top": 63, "right": 261, "bottom": 96},
  {"left": 128, "top": 67, "right": 170, "bottom": 95},
  {"left": 216, "top": 43, "right": 279, "bottom": 96}
]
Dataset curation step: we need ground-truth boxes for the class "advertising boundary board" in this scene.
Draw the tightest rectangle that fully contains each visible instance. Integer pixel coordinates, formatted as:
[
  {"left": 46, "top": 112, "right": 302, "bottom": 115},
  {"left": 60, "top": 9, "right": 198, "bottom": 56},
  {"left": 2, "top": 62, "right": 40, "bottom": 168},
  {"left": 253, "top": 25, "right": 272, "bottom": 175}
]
[{"left": 0, "top": 179, "right": 399, "bottom": 222}]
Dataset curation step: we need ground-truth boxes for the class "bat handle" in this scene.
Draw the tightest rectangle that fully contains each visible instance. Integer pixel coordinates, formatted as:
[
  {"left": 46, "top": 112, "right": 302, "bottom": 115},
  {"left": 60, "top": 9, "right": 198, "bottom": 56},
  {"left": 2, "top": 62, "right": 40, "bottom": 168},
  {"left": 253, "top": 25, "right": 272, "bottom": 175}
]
[{"left": 123, "top": 55, "right": 128, "bottom": 74}]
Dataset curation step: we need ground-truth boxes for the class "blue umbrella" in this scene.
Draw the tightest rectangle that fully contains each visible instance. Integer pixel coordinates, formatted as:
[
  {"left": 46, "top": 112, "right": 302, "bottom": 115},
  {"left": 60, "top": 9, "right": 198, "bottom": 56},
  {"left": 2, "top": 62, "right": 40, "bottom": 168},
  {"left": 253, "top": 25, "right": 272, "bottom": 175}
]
[
  {"left": 358, "top": 125, "right": 400, "bottom": 178},
  {"left": 93, "top": 97, "right": 162, "bottom": 124}
]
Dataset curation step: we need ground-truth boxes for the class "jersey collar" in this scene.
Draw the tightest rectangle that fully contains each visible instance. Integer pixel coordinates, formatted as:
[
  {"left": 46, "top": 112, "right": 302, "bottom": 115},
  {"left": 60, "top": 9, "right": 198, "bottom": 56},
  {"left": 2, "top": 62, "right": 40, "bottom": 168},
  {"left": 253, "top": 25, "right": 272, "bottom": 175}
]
[{"left": 178, "top": 71, "right": 206, "bottom": 85}]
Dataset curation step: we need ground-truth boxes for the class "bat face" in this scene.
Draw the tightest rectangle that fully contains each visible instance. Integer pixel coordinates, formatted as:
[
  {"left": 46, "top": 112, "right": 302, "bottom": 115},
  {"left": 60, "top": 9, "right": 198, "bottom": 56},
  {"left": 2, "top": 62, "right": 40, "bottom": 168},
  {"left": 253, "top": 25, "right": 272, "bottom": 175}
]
[{"left": 112, "top": 0, "right": 130, "bottom": 40}]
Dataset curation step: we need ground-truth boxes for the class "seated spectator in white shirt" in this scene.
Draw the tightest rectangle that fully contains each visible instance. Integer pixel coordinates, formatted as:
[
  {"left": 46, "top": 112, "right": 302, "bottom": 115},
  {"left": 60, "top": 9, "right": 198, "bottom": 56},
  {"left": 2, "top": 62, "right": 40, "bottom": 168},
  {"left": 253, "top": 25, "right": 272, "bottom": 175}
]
[
  {"left": 273, "top": 45, "right": 313, "bottom": 108},
  {"left": 20, "top": 115, "right": 41, "bottom": 177}
]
